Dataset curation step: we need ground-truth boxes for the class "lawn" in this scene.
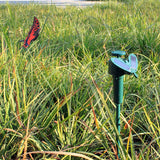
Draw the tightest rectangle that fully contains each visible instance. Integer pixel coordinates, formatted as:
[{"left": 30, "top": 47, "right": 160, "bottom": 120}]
[{"left": 0, "top": 0, "right": 160, "bottom": 159}]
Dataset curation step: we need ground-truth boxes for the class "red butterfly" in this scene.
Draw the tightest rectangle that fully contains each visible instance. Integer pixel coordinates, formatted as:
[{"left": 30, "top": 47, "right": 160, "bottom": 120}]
[{"left": 22, "top": 17, "right": 40, "bottom": 48}]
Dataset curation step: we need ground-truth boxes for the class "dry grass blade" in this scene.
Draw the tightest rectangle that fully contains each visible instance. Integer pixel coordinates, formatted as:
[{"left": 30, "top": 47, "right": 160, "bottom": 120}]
[
  {"left": 3, "top": 128, "right": 23, "bottom": 137},
  {"left": 126, "top": 117, "right": 134, "bottom": 159},
  {"left": 91, "top": 104, "right": 99, "bottom": 130},
  {"left": 80, "top": 120, "right": 100, "bottom": 141},
  {"left": 100, "top": 127, "right": 119, "bottom": 159},
  {"left": 23, "top": 113, "right": 31, "bottom": 160},
  {"left": 23, "top": 151, "right": 93, "bottom": 160}
]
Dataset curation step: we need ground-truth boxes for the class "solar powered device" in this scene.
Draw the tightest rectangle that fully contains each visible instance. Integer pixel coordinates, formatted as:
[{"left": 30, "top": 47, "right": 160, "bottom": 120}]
[
  {"left": 109, "top": 51, "right": 138, "bottom": 78},
  {"left": 108, "top": 50, "right": 138, "bottom": 158}
]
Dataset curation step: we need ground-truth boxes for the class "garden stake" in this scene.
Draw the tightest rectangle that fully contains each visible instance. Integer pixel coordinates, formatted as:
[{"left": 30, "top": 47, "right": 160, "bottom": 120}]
[{"left": 108, "top": 50, "right": 138, "bottom": 158}]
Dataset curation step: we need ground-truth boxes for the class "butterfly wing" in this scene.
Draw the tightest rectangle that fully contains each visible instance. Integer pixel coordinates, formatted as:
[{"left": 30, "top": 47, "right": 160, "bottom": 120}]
[
  {"left": 113, "top": 54, "right": 138, "bottom": 73},
  {"left": 23, "top": 17, "right": 40, "bottom": 48},
  {"left": 113, "top": 58, "right": 130, "bottom": 71},
  {"left": 128, "top": 54, "right": 138, "bottom": 72},
  {"left": 128, "top": 54, "right": 138, "bottom": 78}
]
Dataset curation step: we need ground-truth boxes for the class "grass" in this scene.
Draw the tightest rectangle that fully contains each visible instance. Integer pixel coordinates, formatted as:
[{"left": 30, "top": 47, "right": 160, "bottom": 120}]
[{"left": 0, "top": 0, "right": 160, "bottom": 159}]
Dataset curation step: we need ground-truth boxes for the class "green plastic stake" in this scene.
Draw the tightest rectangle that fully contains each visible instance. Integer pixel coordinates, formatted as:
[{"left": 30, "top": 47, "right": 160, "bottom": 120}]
[{"left": 108, "top": 50, "right": 138, "bottom": 158}]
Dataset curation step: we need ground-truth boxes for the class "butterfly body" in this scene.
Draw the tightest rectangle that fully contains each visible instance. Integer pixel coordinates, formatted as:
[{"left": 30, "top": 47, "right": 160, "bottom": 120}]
[{"left": 23, "top": 17, "right": 40, "bottom": 48}]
